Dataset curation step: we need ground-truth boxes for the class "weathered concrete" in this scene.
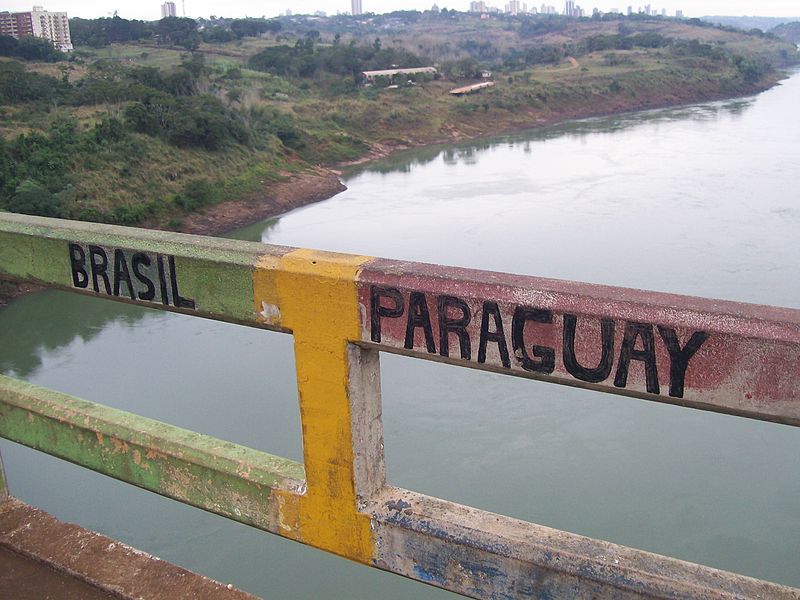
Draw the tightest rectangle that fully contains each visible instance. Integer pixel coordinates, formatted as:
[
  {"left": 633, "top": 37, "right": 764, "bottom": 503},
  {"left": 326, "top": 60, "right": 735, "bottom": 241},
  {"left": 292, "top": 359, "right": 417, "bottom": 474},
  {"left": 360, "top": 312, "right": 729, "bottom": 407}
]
[
  {"left": 0, "top": 211, "right": 294, "bottom": 329},
  {"left": 359, "top": 259, "right": 800, "bottom": 426},
  {"left": 0, "top": 375, "right": 305, "bottom": 534},
  {"left": 0, "top": 448, "right": 7, "bottom": 502},
  {"left": 366, "top": 486, "right": 800, "bottom": 599},
  {"left": 1, "top": 546, "right": 121, "bottom": 600},
  {"left": 2, "top": 213, "right": 799, "bottom": 599},
  {"left": 0, "top": 498, "right": 260, "bottom": 600}
]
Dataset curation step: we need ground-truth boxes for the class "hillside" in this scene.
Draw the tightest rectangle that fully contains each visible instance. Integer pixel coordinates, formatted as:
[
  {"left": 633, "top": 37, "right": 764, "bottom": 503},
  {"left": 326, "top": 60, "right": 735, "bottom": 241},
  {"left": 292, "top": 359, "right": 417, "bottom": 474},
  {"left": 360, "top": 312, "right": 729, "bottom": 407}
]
[
  {"left": 701, "top": 16, "right": 800, "bottom": 32},
  {"left": 0, "top": 11, "right": 798, "bottom": 238},
  {"left": 772, "top": 21, "right": 800, "bottom": 44}
]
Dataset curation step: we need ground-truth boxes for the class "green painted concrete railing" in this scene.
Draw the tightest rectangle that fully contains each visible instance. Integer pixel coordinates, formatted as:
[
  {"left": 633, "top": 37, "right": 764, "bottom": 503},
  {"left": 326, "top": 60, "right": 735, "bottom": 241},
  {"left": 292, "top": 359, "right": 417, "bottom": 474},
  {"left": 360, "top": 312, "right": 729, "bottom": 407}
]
[{"left": 1, "top": 213, "right": 799, "bottom": 599}]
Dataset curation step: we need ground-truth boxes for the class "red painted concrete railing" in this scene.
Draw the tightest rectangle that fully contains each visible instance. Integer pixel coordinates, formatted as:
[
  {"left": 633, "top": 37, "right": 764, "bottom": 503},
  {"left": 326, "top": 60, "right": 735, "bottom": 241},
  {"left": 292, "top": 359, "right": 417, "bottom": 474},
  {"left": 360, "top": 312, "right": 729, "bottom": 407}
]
[{"left": 1, "top": 213, "right": 799, "bottom": 599}]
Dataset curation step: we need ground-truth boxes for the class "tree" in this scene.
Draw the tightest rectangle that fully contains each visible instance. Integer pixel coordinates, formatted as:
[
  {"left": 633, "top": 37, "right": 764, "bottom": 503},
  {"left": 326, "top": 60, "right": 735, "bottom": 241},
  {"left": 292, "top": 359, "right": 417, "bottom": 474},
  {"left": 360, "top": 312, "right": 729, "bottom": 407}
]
[
  {"left": 0, "top": 35, "right": 18, "bottom": 56},
  {"left": 7, "top": 179, "right": 66, "bottom": 217},
  {"left": 12, "top": 36, "right": 63, "bottom": 61},
  {"left": 156, "top": 17, "right": 200, "bottom": 50}
]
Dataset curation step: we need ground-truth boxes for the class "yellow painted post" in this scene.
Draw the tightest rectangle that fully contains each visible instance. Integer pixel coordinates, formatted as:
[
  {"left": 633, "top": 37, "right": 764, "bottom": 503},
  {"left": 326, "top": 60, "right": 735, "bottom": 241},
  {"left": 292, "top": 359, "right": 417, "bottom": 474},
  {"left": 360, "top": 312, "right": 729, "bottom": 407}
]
[{"left": 254, "top": 248, "right": 380, "bottom": 563}]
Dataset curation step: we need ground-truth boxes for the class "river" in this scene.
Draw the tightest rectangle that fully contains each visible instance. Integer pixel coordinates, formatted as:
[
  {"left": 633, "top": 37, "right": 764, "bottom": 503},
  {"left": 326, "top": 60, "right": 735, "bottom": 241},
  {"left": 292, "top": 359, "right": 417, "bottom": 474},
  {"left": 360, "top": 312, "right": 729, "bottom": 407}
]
[{"left": 2, "top": 70, "right": 800, "bottom": 597}]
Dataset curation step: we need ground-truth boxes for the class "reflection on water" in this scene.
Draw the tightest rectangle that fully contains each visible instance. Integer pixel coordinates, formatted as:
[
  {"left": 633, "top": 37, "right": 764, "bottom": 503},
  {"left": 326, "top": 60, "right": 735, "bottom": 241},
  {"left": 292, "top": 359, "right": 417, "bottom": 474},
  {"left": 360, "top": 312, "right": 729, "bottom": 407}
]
[
  {"left": 349, "top": 94, "right": 759, "bottom": 176},
  {"left": 0, "top": 292, "right": 146, "bottom": 378},
  {"left": 2, "top": 71, "right": 800, "bottom": 598}
]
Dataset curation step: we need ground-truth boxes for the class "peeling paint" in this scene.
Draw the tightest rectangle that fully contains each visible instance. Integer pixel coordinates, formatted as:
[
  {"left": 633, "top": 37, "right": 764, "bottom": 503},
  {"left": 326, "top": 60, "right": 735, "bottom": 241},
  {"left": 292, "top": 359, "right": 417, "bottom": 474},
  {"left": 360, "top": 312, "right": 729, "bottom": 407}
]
[
  {"left": 272, "top": 248, "right": 374, "bottom": 562},
  {"left": 2, "top": 214, "right": 799, "bottom": 599},
  {"left": 0, "top": 448, "right": 7, "bottom": 501}
]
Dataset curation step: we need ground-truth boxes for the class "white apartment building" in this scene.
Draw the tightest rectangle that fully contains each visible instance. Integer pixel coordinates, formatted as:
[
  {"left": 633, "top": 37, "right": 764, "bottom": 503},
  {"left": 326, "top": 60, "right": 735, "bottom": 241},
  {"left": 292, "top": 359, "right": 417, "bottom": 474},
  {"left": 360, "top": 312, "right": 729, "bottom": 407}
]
[
  {"left": 12, "top": 6, "right": 73, "bottom": 51},
  {"left": 161, "top": 2, "right": 177, "bottom": 18}
]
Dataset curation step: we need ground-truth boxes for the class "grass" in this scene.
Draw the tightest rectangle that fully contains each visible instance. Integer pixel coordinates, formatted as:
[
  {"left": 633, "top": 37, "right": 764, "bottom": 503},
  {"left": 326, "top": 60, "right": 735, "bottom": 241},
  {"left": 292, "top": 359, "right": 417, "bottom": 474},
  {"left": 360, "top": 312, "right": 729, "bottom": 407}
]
[{"left": 71, "top": 134, "right": 290, "bottom": 215}]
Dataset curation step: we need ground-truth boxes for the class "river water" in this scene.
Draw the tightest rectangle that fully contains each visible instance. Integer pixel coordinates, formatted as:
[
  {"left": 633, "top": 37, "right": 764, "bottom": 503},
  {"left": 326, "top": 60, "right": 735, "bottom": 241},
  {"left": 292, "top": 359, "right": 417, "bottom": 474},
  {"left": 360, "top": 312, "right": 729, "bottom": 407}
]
[{"left": 2, "top": 70, "right": 800, "bottom": 597}]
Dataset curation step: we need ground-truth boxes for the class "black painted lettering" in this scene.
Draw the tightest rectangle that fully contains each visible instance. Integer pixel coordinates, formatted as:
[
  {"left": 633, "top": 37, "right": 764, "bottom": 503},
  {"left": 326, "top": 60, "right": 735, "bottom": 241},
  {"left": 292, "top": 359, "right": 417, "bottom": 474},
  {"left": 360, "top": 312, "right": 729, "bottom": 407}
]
[
  {"left": 405, "top": 292, "right": 436, "bottom": 353},
  {"left": 156, "top": 255, "right": 170, "bottom": 306},
  {"left": 657, "top": 326, "right": 710, "bottom": 398},
  {"left": 68, "top": 243, "right": 88, "bottom": 288},
  {"left": 563, "top": 314, "right": 615, "bottom": 383},
  {"left": 512, "top": 307, "right": 555, "bottom": 374},
  {"left": 478, "top": 301, "right": 510, "bottom": 368},
  {"left": 370, "top": 286, "right": 404, "bottom": 343},
  {"left": 437, "top": 295, "right": 471, "bottom": 360},
  {"left": 113, "top": 249, "right": 135, "bottom": 300},
  {"left": 88, "top": 245, "right": 111, "bottom": 295},
  {"left": 168, "top": 255, "right": 196, "bottom": 309},
  {"left": 132, "top": 253, "right": 155, "bottom": 301},
  {"left": 614, "top": 322, "right": 660, "bottom": 394}
]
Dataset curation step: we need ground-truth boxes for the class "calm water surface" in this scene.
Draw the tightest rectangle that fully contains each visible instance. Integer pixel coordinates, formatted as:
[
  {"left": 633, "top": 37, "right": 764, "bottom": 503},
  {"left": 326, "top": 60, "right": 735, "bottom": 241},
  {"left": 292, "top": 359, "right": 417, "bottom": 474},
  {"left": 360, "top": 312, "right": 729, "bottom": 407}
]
[{"left": 2, "top": 71, "right": 800, "bottom": 597}]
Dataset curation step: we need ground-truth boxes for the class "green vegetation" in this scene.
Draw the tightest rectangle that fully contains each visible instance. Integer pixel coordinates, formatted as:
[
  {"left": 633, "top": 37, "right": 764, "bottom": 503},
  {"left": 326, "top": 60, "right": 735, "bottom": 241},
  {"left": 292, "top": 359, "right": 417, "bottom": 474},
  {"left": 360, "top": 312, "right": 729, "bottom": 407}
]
[
  {"left": 69, "top": 15, "right": 281, "bottom": 49},
  {"left": 0, "top": 35, "right": 64, "bottom": 62},
  {"left": 0, "top": 10, "right": 797, "bottom": 229},
  {"left": 772, "top": 22, "right": 800, "bottom": 45}
]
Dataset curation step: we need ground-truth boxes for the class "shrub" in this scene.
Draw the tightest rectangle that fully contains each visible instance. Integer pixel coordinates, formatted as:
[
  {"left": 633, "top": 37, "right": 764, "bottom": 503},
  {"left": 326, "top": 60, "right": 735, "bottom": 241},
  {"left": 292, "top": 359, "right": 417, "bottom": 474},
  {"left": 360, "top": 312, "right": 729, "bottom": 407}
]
[
  {"left": 175, "top": 178, "right": 219, "bottom": 210},
  {"left": 7, "top": 179, "right": 67, "bottom": 217},
  {"left": 0, "top": 35, "right": 63, "bottom": 61},
  {"left": 94, "top": 117, "right": 127, "bottom": 144}
]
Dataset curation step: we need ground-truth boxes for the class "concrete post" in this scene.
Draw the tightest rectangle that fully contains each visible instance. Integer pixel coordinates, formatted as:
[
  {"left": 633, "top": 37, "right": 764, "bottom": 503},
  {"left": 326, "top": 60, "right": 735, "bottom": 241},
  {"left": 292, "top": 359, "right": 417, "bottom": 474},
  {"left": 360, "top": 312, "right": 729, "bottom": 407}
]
[{"left": 0, "top": 448, "right": 8, "bottom": 501}]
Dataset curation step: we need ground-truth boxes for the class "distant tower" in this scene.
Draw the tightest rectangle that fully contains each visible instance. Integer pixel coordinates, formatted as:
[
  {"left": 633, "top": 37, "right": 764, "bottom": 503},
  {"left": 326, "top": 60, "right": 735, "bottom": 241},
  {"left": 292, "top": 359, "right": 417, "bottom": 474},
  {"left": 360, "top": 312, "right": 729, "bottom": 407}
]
[
  {"left": 351, "top": 0, "right": 363, "bottom": 15},
  {"left": 161, "top": 1, "right": 177, "bottom": 18}
]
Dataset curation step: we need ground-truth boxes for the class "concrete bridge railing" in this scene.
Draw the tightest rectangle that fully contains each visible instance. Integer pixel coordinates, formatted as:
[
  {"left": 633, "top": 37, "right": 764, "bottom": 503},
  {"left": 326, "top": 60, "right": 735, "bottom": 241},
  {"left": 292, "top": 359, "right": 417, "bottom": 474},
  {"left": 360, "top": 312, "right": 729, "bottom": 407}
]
[{"left": 1, "top": 213, "right": 799, "bottom": 599}]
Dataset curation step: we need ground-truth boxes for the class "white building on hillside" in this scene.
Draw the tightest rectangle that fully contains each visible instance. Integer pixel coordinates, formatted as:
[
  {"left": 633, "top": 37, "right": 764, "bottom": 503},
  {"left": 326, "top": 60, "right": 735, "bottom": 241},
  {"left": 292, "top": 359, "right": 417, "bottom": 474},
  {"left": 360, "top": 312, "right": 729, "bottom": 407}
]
[
  {"left": 161, "top": 2, "right": 177, "bottom": 18},
  {"left": 4, "top": 6, "right": 74, "bottom": 51}
]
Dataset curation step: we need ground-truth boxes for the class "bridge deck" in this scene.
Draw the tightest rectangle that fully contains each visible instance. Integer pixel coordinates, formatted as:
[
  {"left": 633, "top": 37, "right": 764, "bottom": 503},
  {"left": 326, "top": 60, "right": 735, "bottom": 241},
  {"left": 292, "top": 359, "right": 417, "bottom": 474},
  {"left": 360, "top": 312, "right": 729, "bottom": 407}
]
[{"left": 0, "top": 497, "right": 259, "bottom": 600}]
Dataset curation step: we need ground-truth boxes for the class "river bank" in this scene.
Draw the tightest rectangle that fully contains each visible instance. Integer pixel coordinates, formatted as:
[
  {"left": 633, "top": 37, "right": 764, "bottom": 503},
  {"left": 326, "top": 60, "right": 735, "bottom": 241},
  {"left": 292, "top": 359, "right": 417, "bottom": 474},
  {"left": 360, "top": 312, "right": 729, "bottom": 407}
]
[
  {"left": 153, "top": 68, "right": 787, "bottom": 234},
  {"left": 0, "top": 70, "right": 790, "bottom": 307}
]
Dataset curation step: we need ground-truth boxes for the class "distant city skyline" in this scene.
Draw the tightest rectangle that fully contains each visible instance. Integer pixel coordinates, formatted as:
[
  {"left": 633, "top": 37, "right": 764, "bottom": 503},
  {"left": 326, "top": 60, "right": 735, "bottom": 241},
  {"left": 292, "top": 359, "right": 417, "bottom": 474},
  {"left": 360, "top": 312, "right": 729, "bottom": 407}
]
[{"left": 2, "top": 0, "right": 797, "bottom": 21}]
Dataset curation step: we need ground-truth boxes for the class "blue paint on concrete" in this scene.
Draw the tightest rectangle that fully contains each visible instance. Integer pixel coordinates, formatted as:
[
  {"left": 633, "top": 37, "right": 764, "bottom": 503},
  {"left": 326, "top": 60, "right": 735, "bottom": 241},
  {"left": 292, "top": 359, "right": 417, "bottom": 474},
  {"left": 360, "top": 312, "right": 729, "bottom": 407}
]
[{"left": 413, "top": 564, "right": 446, "bottom": 585}]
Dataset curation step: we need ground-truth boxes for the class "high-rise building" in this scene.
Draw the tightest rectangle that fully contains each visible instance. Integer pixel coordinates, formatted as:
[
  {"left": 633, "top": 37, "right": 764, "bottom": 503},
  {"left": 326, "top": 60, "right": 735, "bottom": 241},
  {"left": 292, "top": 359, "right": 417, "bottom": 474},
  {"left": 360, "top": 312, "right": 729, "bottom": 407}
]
[
  {"left": 0, "top": 11, "right": 34, "bottom": 38},
  {"left": 161, "top": 1, "right": 177, "bottom": 18},
  {"left": 351, "top": 0, "right": 363, "bottom": 16},
  {"left": 564, "top": 0, "right": 574, "bottom": 16},
  {"left": 1, "top": 6, "right": 72, "bottom": 51},
  {"left": 676, "top": 9, "right": 683, "bottom": 18}
]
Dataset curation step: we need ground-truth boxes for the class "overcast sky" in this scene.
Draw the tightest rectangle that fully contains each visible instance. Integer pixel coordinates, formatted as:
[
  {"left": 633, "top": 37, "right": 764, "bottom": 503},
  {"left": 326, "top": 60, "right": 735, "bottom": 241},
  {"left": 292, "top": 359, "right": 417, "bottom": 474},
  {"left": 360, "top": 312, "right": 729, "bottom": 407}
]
[{"left": 6, "top": 0, "right": 799, "bottom": 21}]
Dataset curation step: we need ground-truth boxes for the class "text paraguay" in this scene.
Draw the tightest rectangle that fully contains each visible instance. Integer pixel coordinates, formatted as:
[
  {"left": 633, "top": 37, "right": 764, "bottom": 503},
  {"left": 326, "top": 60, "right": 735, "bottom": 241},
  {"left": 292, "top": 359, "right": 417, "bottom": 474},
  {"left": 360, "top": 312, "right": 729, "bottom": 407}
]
[{"left": 369, "top": 286, "right": 710, "bottom": 399}]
